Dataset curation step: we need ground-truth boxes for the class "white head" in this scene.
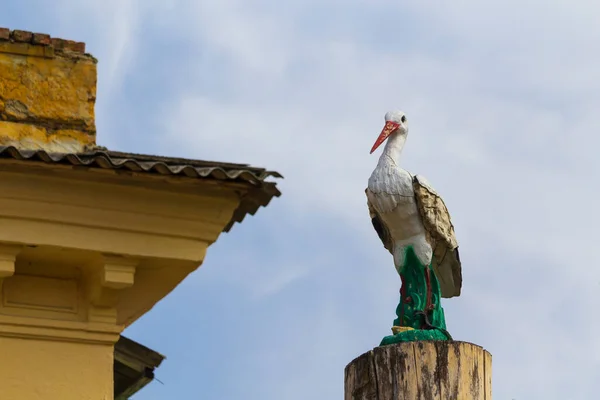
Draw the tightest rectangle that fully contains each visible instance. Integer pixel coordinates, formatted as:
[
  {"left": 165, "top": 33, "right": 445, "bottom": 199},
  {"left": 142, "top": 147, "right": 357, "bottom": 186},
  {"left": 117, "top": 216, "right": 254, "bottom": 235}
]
[{"left": 370, "top": 110, "right": 409, "bottom": 154}]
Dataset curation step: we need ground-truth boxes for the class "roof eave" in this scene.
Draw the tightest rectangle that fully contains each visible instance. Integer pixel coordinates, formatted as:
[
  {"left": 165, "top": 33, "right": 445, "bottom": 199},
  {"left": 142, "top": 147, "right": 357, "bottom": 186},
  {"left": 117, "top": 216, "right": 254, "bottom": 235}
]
[{"left": 0, "top": 145, "right": 282, "bottom": 232}]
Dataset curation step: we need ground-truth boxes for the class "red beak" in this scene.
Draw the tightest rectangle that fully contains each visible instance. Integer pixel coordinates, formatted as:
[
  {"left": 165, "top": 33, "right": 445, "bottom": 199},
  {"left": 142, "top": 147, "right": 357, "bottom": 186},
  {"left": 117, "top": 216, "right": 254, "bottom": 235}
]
[{"left": 370, "top": 121, "right": 400, "bottom": 154}]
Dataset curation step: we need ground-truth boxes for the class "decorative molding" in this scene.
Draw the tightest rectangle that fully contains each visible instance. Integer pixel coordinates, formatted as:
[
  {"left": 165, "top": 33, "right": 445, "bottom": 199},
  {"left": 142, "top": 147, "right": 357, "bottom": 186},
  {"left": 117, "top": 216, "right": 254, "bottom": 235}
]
[
  {"left": 87, "top": 255, "right": 138, "bottom": 324},
  {"left": 0, "top": 244, "right": 22, "bottom": 278},
  {"left": 2, "top": 275, "right": 78, "bottom": 314},
  {"left": 0, "top": 164, "right": 229, "bottom": 328},
  {"left": 0, "top": 217, "right": 211, "bottom": 261},
  {"left": 101, "top": 256, "right": 137, "bottom": 289},
  {"left": 0, "top": 314, "right": 121, "bottom": 345},
  {"left": 0, "top": 168, "right": 234, "bottom": 261},
  {"left": 88, "top": 305, "right": 117, "bottom": 325}
]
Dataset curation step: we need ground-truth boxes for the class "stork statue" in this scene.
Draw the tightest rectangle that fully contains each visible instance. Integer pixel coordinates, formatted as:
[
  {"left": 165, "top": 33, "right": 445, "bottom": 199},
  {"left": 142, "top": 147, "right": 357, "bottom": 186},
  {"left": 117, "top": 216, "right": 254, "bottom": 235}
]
[{"left": 366, "top": 110, "right": 462, "bottom": 345}]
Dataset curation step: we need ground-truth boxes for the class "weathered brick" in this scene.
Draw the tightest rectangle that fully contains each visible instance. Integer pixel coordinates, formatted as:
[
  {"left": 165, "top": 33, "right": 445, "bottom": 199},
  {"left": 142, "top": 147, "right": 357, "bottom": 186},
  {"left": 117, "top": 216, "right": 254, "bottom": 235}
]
[
  {"left": 51, "top": 38, "right": 66, "bottom": 50},
  {"left": 74, "top": 42, "right": 86, "bottom": 53},
  {"left": 32, "top": 33, "right": 51, "bottom": 46},
  {"left": 51, "top": 39, "right": 86, "bottom": 53},
  {"left": 0, "top": 28, "right": 9, "bottom": 41},
  {"left": 64, "top": 40, "right": 86, "bottom": 53},
  {"left": 11, "top": 30, "right": 33, "bottom": 43}
]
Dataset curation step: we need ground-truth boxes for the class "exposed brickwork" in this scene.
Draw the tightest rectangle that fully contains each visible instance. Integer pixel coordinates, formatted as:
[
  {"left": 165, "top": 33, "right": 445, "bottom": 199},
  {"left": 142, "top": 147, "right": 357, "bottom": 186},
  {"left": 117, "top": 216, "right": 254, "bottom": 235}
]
[
  {"left": 0, "top": 27, "right": 88, "bottom": 55},
  {"left": 64, "top": 40, "right": 85, "bottom": 53},
  {"left": 72, "top": 42, "right": 86, "bottom": 53},
  {"left": 32, "top": 33, "right": 51, "bottom": 46},
  {"left": 50, "top": 38, "right": 66, "bottom": 50},
  {"left": 11, "top": 30, "right": 33, "bottom": 43}
]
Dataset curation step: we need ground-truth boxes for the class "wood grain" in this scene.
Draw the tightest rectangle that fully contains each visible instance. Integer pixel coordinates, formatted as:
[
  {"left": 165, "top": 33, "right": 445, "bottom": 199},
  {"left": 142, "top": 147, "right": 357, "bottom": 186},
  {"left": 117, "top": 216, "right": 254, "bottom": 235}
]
[{"left": 345, "top": 341, "right": 492, "bottom": 400}]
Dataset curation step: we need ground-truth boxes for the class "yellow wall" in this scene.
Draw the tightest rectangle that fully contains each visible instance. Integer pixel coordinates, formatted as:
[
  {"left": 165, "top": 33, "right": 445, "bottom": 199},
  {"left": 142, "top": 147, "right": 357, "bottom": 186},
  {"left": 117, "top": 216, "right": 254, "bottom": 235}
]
[
  {"left": 0, "top": 337, "right": 114, "bottom": 400},
  {"left": 0, "top": 162, "right": 245, "bottom": 399}
]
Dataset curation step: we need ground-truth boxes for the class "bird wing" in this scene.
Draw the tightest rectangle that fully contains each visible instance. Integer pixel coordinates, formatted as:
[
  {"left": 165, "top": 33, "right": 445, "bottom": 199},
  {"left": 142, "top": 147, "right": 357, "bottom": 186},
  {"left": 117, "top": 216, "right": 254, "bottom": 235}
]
[
  {"left": 412, "top": 175, "right": 463, "bottom": 298},
  {"left": 366, "top": 188, "right": 394, "bottom": 254}
]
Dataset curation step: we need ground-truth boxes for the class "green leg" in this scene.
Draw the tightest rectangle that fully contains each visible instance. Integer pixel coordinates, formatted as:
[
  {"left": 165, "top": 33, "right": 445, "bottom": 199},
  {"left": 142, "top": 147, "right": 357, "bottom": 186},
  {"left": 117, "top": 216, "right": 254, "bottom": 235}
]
[{"left": 380, "top": 246, "right": 451, "bottom": 346}]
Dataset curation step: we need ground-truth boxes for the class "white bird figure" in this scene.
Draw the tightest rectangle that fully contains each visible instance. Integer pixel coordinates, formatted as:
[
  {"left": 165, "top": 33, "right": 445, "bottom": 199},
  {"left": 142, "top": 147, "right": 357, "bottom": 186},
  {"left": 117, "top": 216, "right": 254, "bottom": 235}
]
[{"left": 366, "top": 111, "right": 462, "bottom": 303}]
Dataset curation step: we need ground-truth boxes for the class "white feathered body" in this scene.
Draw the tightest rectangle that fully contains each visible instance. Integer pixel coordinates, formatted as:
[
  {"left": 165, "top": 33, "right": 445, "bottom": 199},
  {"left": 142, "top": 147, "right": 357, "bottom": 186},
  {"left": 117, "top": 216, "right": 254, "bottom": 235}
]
[{"left": 366, "top": 156, "right": 432, "bottom": 271}]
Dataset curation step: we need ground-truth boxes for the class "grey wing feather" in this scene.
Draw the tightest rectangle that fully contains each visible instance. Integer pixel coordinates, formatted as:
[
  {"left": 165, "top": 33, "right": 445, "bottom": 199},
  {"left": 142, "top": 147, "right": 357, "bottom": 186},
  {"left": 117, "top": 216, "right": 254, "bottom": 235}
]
[
  {"left": 412, "top": 175, "right": 463, "bottom": 298},
  {"left": 366, "top": 189, "right": 393, "bottom": 254}
]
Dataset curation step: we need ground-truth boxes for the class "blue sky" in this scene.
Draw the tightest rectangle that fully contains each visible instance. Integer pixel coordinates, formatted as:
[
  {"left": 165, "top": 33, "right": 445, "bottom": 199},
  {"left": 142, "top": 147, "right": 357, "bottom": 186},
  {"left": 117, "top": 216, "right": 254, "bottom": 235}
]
[{"left": 4, "top": 1, "right": 600, "bottom": 399}]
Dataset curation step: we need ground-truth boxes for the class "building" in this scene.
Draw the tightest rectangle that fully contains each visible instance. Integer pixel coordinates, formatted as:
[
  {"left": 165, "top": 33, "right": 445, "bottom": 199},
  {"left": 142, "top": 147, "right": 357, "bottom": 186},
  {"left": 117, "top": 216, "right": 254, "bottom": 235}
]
[{"left": 0, "top": 28, "right": 281, "bottom": 399}]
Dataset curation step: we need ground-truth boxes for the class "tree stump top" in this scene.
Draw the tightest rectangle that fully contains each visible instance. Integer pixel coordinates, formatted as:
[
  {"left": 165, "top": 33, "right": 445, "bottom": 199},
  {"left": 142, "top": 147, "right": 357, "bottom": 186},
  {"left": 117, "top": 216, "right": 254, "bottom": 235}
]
[{"left": 344, "top": 341, "right": 492, "bottom": 400}]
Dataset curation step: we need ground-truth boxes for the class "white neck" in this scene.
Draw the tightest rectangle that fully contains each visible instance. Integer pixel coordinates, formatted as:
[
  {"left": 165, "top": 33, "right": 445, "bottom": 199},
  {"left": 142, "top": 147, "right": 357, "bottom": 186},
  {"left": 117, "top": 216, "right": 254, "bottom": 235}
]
[{"left": 379, "top": 132, "right": 406, "bottom": 165}]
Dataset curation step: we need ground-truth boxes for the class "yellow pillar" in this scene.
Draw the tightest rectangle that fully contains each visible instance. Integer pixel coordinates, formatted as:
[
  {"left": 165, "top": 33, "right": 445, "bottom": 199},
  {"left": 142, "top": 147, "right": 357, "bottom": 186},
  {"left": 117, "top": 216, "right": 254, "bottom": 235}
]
[
  {"left": 0, "top": 338, "right": 114, "bottom": 399},
  {"left": 0, "top": 245, "right": 127, "bottom": 399}
]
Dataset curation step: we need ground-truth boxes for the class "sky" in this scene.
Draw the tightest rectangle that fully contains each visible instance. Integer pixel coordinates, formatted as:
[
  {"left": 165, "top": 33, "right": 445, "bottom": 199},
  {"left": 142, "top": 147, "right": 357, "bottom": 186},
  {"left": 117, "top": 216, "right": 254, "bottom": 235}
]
[{"left": 3, "top": 1, "right": 600, "bottom": 399}]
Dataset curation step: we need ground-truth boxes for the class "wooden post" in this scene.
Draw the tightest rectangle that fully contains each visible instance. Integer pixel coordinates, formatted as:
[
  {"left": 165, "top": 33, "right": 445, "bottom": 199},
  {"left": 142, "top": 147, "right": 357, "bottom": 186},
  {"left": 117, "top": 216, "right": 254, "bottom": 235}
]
[{"left": 344, "top": 341, "right": 492, "bottom": 400}]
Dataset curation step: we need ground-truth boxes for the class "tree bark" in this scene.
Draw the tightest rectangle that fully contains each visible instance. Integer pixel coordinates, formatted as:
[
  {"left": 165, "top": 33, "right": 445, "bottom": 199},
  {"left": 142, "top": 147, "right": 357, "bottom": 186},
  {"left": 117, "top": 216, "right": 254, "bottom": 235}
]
[{"left": 344, "top": 341, "right": 492, "bottom": 400}]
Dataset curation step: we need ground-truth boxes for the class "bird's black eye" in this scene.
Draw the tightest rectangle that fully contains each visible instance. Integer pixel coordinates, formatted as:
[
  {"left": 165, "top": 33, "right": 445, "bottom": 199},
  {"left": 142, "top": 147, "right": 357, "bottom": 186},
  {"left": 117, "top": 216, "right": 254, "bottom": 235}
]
[{"left": 401, "top": 115, "right": 406, "bottom": 123}]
